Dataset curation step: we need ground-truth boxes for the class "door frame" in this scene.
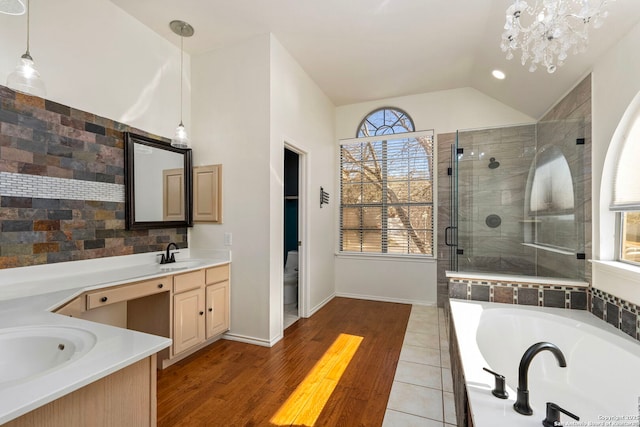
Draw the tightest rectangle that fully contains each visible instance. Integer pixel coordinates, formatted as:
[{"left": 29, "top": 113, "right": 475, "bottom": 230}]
[{"left": 284, "top": 141, "right": 309, "bottom": 319}]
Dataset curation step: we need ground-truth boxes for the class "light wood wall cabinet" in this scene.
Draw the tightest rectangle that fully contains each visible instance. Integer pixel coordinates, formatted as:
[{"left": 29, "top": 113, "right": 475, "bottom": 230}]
[
  {"left": 163, "top": 168, "right": 186, "bottom": 221},
  {"left": 193, "top": 164, "right": 222, "bottom": 223}
]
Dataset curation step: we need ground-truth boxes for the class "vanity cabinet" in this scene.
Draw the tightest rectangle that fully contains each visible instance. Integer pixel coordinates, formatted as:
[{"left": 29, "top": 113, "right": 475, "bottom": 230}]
[
  {"left": 172, "top": 270, "right": 206, "bottom": 355},
  {"left": 205, "top": 265, "right": 230, "bottom": 339},
  {"left": 54, "top": 262, "right": 230, "bottom": 368},
  {"left": 172, "top": 264, "right": 230, "bottom": 356},
  {"left": 86, "top": 277, "right": 169, "bottom": 310}
]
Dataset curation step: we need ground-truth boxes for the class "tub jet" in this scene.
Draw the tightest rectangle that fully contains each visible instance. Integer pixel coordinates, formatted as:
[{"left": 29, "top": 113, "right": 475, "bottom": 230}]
[{"left": 488, "top": 157, "right": 500, "bottom": 169}]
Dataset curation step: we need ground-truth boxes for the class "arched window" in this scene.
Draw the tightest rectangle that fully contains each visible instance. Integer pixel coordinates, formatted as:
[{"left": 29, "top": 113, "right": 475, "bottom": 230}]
[
  {"left": 340, "top": 107, "right": 433, "bottom": 256},
  {"left": 609, "top": 94, "right": 640, "bottom": 264},
  {"left": 356, "top": 107, "right": 415, "bottom": 137}
]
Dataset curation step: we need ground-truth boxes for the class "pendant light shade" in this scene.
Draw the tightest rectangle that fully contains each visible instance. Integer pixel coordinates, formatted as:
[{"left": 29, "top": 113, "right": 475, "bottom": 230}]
[
  {"left": 0, "top": 0, "right": 25, "bottom": 15},
  {"left": 6, "top": 0, "right": 45, "bottom": 97},
  {"left": 170, "top": 20, "right": 194, "bottom": 149}
]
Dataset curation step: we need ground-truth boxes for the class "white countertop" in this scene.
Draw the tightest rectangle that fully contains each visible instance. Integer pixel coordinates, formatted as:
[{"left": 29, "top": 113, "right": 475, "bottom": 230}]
[{"left": 0, "top": 248, "right": 230, "bottom": 424}]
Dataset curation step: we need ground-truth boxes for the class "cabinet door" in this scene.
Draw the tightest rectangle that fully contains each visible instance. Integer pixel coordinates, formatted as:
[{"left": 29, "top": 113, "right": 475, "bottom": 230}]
[
  {"left": 173, "top": 288, "right": 205, "bottom": 355},
  {"left": 193, "top": 165, "right": 222, "bottom": 223},
  {"left": 163, "top": 168, "right": 185, "bottom": 221},
  {"left": 206, "top": 281, "right": 229, "bottom": 339}
]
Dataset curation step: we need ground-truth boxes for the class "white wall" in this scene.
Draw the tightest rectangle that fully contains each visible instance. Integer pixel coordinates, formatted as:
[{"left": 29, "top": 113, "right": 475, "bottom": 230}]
[
  {"left": 0, "top": 0, "right": 188, "bottom": 140},
  {"left": 269, "top": 36, "right": 337, "bottom": 336},
  {"left": 592, "top": 20, "right": 640, "bottom": 306},
  {"left": 335, "top": 88, "right": 534, "bottom": 305},
  {"left": 190, "top": 34, "right": 335, "bottom": 345},
  {"left": 335, "top": 87, "right": 535, "bottom": 139},
  {"left": 190, "top": 35, "right": 272, "bottom": 344}
]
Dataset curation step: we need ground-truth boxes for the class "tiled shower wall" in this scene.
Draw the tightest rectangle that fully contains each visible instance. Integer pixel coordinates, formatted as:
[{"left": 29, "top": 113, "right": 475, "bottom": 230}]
[
  {"left": 436, "top": 75, "right": 592, "bottom": 306},
  {"left": 456, "top": 124, "right": 538, "bottom": 275},
  {"left": 0, "top": 86, "right": 187, "bottom": 269}
]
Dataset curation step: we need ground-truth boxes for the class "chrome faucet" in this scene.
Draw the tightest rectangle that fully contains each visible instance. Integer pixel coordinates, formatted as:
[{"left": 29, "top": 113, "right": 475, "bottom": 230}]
[
  {"left": 160, "top": 242, "right": 179, "bottom": 264},
  {"left": 513, "top": 342, "right": 567, "bottom": 416}
]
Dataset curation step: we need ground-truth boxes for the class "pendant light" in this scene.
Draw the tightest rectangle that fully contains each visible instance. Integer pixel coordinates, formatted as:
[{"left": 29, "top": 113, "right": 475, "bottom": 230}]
[
  {"left": 6, "top": 0, "right": 45, "bottom": 97},
  {"left": 0, "top": 0, "right": 25, "bottom": 15},
  {"left": 170, "top": 20, "right": 194, "bottom": 149}
]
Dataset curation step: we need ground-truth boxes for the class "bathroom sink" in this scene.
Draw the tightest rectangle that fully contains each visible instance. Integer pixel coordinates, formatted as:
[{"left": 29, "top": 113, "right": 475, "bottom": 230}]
[
  {"left": 0, "top": 326, "right": 97, "bottom": 386},
  {"left": 157, "top": 259, "right": 205, "bottom": 272}
]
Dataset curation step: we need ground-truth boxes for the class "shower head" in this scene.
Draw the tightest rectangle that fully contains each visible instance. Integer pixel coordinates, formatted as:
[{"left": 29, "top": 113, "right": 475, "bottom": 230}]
[{"left": 488, "top": 157, "right": 500, "bottom": 169}]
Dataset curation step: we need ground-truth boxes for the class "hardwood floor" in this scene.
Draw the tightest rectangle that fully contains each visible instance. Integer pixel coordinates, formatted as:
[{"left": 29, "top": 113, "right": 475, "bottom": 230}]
[{"left": 157, "top": 297, "right": 411, "bottom": 426}]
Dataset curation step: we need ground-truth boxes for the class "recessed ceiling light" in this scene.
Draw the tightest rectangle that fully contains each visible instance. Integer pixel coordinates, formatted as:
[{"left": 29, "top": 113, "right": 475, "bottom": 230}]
[{"left": 492, "top": 69, "right": 506, "bottom": 80}]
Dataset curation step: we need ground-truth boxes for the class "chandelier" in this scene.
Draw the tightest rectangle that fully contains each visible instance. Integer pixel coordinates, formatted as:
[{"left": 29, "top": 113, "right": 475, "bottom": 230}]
[{"left": 500, "top": 0, "right": 610, "bottom": 73}]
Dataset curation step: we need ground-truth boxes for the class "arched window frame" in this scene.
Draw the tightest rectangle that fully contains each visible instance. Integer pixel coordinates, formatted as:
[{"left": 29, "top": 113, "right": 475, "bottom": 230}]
[
  {"left": 340, "top": 107, "right": 434, "bottom": 256},
  {"left": 601, "top": 89, "right": 640, "bottom": 266},
  {"left": 356, "top": 107, "right": 415, "bottom": 138}
]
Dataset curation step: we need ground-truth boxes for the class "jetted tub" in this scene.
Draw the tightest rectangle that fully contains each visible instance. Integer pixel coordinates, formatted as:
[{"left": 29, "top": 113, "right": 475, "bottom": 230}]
[{"left": 449, "top": 299, "right": 640, "bottom": 427}]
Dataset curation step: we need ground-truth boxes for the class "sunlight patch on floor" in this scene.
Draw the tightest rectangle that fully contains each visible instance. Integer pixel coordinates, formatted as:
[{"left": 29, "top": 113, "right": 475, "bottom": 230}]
[{"left": 270, "top": 333, "right": 363, "bottom": 426}]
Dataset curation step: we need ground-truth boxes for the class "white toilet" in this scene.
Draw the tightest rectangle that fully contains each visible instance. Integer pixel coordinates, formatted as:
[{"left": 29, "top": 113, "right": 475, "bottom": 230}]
[{"left": 284, "top": 250, "right": 298, "bottom": 305}]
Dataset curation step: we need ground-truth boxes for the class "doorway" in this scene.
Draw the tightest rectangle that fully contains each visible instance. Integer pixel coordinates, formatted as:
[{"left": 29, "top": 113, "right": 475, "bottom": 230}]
[{"left": 284, "top": 147, "right": 300, "bottom": 329}]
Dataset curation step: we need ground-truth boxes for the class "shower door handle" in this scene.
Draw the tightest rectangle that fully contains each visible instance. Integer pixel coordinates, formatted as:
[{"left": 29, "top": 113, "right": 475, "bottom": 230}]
[{"left": 445, "top": 226, "right": 457, "bottom": 247}]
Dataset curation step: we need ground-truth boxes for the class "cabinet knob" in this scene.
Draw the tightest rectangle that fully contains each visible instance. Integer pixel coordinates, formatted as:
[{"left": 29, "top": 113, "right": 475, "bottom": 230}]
[
  {"left": 100, "top": 296, "right": 108, "bottom": 303},
  {"left": 158, "top": 283, "right": 164, "bottom": 288},
  {"left": 199, "top": 311, "right": 204, "bottom": 315},
  {"left": 208, "top": 308, "right": 213, "bottom": 312}
]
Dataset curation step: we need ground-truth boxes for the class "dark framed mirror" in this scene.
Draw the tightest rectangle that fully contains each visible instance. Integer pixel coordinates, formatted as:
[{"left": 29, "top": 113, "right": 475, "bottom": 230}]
[{"left": 124, "top": 132, "right": 193, "bottom": 230}]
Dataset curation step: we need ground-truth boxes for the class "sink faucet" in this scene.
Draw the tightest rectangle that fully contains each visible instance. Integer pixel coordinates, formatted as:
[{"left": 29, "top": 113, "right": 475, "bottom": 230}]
[
  {"left": 160, "top": 242, "right": 179, "bottom": 264},
  {"left": 513, "top": 342, "right": 567, "bottom": 416}
]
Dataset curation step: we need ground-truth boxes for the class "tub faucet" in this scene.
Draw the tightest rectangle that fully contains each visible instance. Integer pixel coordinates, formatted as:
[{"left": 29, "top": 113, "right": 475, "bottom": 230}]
[
  {"left": 513, "top": 342, "right": 567, "bottom": 416},
  {"left": 160, "top": 242, "right": 179, "bottom": 264}
]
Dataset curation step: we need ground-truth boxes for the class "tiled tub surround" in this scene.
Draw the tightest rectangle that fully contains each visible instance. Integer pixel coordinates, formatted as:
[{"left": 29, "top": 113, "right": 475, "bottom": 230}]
[
  {"left": 447, "top": 272, "right": 640, "bottom": 342},
  {"left": 591, "top": 287, "right": 640, "bottom": 340},
  {"left": 448, "top": 300, "right": 640, "bottom": 427},
  {"left": 447, "top": 273, "right": 589, "bottom": 309},
  {"left": 0, "top": 85, "right": 187, "bottom": 269},
  {"left": 0, "top": 249, "right": 229, "bottom": 424}
]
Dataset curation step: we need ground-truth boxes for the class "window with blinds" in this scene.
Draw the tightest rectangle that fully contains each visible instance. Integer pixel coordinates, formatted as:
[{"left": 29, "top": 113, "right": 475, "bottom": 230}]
[
  {"left": 339, "top": 116, "right": 434, "bottom": 256},
  {"left": 611, "top": 99, "right": 640, "bottom": 264}
]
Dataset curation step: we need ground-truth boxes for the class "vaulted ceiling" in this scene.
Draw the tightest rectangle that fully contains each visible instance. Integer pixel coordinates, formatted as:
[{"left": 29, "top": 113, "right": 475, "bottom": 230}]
[{"left": 110, "top": 0, "right": 640, "bottom": 119}]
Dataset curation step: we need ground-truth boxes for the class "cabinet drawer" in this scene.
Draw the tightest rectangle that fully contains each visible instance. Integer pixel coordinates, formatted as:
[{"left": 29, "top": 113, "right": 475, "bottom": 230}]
[
  {"left": 205, "top": 264, "right": 229, "bottom": 285},
  {"left": 174, "top": 269, "right": 205, "bottom": 294},
  {"left": 86, "top": 277, "right": 170, "bottom": 310}
]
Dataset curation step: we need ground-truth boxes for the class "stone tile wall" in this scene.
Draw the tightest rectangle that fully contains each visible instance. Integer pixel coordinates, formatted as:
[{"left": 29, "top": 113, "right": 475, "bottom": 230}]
[{"left": 0, "top": 85, "right": 187, "bottom": 269}]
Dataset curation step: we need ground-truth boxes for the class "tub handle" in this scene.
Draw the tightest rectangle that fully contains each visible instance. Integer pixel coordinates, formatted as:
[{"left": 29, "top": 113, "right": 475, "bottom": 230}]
[
  {"left": 482, "top": 367, "right": 508, "bottom": 399},
  {"left": 542, "top": 402, "right": 579, "bottom": 427}
]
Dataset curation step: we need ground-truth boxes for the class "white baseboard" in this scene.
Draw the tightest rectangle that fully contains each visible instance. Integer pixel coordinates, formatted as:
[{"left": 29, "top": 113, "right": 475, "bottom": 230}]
[
  {"left": 335, "top": 292, "right": 436, "bottom": 306},
  {"left": 222, "top": 332, "right": 282, "bottom": 348},
  {"left": 307, "top": 292, "right": 336, "bottom": 317}
]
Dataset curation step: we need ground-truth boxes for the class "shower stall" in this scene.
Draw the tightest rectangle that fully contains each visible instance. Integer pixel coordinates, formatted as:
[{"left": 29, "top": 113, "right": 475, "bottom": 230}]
[{"left": 447, "top": 120, "right": 588, "bottom": 280}]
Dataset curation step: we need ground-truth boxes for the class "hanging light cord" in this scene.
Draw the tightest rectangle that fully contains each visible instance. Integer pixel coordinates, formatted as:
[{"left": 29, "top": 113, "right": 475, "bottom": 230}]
[
  {"left": 179, "top": 25, "right": 184, "bottom": 126},
  {"left": 24, "top": 0, "right": 31, "bottom": 58}
]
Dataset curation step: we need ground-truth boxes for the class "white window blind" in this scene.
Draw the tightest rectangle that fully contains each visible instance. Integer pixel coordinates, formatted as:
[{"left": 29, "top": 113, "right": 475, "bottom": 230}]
[
  {"left": 339, "top": 131, "right": 434, "bottom": 256},
  {"left": 611, "top": 109, "right": 640, "bottom": 211}
]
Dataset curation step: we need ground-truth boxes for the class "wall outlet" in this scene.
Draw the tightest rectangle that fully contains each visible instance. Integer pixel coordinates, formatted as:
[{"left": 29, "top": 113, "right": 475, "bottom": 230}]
[{"left": 224, "top": 232, "right": 232, "bottom": 246}]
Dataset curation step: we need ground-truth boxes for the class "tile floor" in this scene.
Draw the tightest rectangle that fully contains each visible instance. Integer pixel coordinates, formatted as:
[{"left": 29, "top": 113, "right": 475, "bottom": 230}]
[
  {"left": 284, "top": 302, "right": 299, "bottom": 330},
  {"left": 383, "top": 304, "right": 457, "bottom": 427}
]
